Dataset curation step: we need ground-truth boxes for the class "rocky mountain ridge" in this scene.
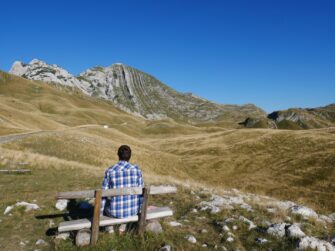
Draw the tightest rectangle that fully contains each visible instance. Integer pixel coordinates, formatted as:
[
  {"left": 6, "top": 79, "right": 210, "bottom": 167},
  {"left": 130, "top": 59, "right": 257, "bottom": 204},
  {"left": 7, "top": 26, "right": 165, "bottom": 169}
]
[
  {"left": 241, "top": 104, "right": 335, "bottom": 129},
  {"left": 9, "top": 59, "right": 266, "bottom": 123}
]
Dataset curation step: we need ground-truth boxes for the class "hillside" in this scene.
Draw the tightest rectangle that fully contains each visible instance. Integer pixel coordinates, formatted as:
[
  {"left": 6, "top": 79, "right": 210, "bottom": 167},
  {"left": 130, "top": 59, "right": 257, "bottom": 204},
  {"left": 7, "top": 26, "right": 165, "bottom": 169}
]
[
  {"left": 0, "top": 71, "right": 334, "bottom": 250},
  {"left": 9, "top": 59, "right": 266, "bottom": 125},
  {"left": 240, "top": 104, "right": 335, "bottom": 130}
]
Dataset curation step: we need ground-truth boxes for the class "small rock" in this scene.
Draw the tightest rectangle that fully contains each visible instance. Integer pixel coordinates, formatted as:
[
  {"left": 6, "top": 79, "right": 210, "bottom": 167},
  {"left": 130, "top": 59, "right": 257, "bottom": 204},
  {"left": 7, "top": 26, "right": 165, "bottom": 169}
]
[
  {"left": 226, "top": 237, "right": 234, "bottom": 242},
  {"left": 286, "top": 224, "right": 305, "bottom": 238},
  {"left": 4, "top": 206, "right": 14, "bottom": 215},
  {"left": 319, "top": 215, "right": 333, "bottom": 224},
  {"left": 191, "top": 208, "right": 198, "bottom": 213},
  {"left": 267, "top": 223, "right": 286, "bottom": 238},
  {"left": 159, "top": 244, "right": 172, "bottom": 251},
  {"left": 200, "top": 229, "right": 208, "bottom": 233},
  {"left": 266, "top": 207, "right": 277, "bottom": 213},
  {"left": 36, "top": 239, "right": 47, "bottom": 246},
  {"left": 145, "top": 220, "right": 163, "bottom": 234},
  {"left": 20, "top": 241, "right": 26, "bottom": 246},
  {"left": 202, "top": 243, "right": 208, "bottom": 247},
  {"left": 255, "top": 238, "right": 268, "bottom": 244},
  {"left": 168, "top": 221, "right": 182, "bottom": 227},
  {"left": 103, "top": 125, "right": 109, "bottom": 128},
  {"left": 222, "top": 225, "right": 230, "bottom": 232},
  {"left": 55, "top": 199, "right": 69, "bottom": 211},
  {"left": 16, "top": 201, "right": 39, "bottom": 212},
  {"left": 49, "top": 220, "right": 55, "bottom": 227},
  {"left": 105, "top": 226, "right": 114, "bottom": 234},
  {"left": 298, "top": 236, "right": 334, "bottom": 251},
  {"left": 232, "top": 225, "right": 238, "bottom": 231},
  {"left": 55, "top": 232, "right": 70, "bottom": 240},
  {"left": 289, "top": 205, "right": 318, "bottom": 218},
  {"left": 239, "top": 216, "right": 257, "bottom": 230},
  {"left": 274, "top": 200, "right": 296, "bottom": 211},
  {"left": 328, "top": 213, "right": 335, "bottom": 221},
  {"left": 185, "top": 235, "right": 197, "bottom": 244}
]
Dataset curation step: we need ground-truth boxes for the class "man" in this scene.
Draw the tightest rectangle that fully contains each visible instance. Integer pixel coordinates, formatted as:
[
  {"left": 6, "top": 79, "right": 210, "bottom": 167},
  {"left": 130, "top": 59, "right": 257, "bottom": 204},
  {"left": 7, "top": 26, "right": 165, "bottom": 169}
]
[{"left": 101, "top": 145, "right": 144, "bottom": 227}]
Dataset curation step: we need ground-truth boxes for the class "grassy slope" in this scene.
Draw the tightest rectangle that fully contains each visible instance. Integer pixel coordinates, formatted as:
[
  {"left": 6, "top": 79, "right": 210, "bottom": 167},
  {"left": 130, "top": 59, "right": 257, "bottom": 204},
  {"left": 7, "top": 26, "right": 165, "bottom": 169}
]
[{"left": 0, "top": 71, "right": 335, "bottom": 249}]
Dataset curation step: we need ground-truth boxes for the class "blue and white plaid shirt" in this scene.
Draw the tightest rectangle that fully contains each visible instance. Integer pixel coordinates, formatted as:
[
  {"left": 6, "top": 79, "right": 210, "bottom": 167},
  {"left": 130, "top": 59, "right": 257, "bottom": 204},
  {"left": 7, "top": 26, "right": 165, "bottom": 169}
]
[{"left": 101, "top": 160, "right": 144, "bottom": 218}]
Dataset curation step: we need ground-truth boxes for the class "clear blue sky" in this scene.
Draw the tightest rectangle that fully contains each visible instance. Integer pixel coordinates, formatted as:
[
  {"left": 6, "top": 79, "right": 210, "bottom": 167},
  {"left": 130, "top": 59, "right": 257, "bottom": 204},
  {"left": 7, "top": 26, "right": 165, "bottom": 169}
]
[{"left": 1, "top": 0, "right": 334, "bottom": 112}]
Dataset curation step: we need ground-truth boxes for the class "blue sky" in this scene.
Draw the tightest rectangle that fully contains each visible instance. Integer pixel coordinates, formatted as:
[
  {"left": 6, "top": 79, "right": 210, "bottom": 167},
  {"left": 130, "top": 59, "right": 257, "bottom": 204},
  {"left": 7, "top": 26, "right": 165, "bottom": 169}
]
[{"left": 1, "top": 0, "right": 334, "bottom": 112}]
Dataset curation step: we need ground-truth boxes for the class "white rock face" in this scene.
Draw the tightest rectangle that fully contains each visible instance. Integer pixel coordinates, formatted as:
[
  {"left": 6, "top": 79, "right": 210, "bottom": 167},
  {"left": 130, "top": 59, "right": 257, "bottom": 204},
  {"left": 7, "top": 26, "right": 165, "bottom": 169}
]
[
  {"left": 185, "top": 235, "right": 197, "bottom": 244},
  {"left": 298, "top": 236, "right": 335, "bottom": 251},
  {"left": 287, "top": 224, "right": 306, "bottom": 238},
  {"left": 289, "top": 205, "right": 318, "bottom": 218},
  {"left": 267, "top": 223, "right": 287, "bottom": 238},
  {"left": 55, "top": 199, "right": 69, "bottom": 211}
]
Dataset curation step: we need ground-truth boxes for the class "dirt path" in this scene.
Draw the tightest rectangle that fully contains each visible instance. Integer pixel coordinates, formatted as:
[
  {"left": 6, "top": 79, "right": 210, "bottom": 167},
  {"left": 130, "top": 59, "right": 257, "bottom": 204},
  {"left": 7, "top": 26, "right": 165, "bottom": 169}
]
[
  {"left": 0, "top": 124, "right": 108, "bottom": 145},
  {"left": 0, "top": 131, "right": 45, "bottom": 144}
]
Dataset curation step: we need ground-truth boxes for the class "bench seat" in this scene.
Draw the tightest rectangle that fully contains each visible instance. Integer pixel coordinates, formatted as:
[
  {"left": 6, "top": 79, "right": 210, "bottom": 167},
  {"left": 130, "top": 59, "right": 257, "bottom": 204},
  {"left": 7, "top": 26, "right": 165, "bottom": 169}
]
[{"left": 58, "top": 206, "right": 173, "bottom": 232}]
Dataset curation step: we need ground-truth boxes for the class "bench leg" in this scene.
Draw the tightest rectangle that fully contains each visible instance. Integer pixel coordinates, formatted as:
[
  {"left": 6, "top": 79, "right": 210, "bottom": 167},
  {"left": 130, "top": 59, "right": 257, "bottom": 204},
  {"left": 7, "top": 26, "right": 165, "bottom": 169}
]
[
  {"left": 91, "top": 189, "right": 102, "bottom": 245},
  {"left": 137, "top": 186, "right": 150, "bottom": 235}
]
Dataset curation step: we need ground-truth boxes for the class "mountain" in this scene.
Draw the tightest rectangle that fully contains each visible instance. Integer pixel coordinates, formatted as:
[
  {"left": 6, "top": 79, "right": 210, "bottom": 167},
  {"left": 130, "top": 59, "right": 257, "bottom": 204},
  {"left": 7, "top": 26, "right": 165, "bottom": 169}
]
[
  {"left": 240, "top": 104, "right": 335, "bottom": 129},
  {"left": 9, "top": 59, "right": 266, "bottom": 124}
]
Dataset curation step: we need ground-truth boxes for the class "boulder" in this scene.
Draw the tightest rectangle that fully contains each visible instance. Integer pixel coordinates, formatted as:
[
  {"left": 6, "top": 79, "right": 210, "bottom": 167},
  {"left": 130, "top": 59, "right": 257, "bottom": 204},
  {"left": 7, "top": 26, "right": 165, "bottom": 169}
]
[
  {"left": 289, "top": 205, "right": 318, "bottom": 218},
  {"left": 75, "top": 229, "right": 91, "bottom": 247},
  {"left": 298, "top": 236, "right": 335, "bottom": 251},
  {"left": 286, "top": 224, "right": 305, "bottom": 238},
  {"left": 267, "top": 223, "right": 286, "bottom": 238},
  {"left": 55, "top": 199, "right": 69, "bottom": 211},
  {"left": 145, "top": 220, "right": 163, "bottom": 234}
]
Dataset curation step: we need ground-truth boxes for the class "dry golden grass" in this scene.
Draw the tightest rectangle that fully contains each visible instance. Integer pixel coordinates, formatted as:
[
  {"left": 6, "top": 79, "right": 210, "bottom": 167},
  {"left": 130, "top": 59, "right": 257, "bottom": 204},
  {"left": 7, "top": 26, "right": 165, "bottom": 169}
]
[{"left": 1, "top": 71, "right": 335, "bottom": 215}]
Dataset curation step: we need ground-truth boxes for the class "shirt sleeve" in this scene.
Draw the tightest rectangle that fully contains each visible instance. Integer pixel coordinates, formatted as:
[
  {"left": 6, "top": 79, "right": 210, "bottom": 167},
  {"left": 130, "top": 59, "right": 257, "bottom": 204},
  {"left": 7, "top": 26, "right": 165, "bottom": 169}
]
[{"left": 100, "top": 170, "right": 110, "bottom": 215}]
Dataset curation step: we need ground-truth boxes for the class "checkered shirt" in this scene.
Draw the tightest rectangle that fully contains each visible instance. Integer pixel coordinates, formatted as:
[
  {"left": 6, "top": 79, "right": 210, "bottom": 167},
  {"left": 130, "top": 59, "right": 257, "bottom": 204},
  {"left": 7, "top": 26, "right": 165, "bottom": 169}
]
[{"left": 101, "top": 160, "right": 144, "bottom": 218}]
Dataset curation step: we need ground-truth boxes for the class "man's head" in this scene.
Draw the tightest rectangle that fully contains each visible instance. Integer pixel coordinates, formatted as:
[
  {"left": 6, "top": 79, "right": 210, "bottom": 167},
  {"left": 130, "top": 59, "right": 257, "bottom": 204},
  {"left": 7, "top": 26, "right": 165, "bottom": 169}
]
[{"left": 118, "top": 145, "right": 132, "bottom": 161}]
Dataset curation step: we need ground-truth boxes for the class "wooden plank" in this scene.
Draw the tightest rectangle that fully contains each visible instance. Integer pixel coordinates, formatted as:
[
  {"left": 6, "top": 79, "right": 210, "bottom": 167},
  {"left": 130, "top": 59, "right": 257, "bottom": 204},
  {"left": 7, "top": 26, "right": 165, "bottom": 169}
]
[
  {"left": 0, "top": 169, "right": 31, "bottom": 174},
  {"left": 90, "top": 190, "right": 102, "bottom": 246},
  {"left": 102, "top": 187, "right": 142, "bottom": 197},
  {"left": 137, "top": 186, "right": 150, "bottom": 235},
  {"left": 58, "top": 207, "right": 173, "bottom": 232},
  {"left": 57, "top": 186, "right": 177, "bottom": 199}
]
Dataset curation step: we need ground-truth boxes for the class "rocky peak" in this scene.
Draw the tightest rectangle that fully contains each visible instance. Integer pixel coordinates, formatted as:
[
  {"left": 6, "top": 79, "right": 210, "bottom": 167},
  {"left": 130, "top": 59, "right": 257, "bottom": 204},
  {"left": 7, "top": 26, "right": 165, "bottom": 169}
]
[{"left": 8, "top": 59, "right": 266, "bottom": 123}]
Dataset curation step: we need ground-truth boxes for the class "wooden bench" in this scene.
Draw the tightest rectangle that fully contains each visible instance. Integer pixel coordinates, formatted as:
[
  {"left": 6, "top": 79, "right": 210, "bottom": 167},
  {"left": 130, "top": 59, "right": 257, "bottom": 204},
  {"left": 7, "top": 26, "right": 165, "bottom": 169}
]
[{"left": 56, "top": 185, "right": 176, "bottom": 246}]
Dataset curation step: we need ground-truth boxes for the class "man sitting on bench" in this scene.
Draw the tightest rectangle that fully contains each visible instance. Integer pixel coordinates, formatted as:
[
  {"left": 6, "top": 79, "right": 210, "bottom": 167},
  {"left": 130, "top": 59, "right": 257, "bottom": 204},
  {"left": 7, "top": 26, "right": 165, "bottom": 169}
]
[{"left": 101, "top": 145, "right": 144, "bottom": 233}]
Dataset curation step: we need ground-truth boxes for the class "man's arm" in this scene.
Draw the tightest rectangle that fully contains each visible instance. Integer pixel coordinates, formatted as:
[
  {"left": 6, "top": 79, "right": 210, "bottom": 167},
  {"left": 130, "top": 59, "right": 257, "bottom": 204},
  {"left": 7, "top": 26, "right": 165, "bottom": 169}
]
[{"left": 100, "top": 170, "right": 110, "bottom": 215}]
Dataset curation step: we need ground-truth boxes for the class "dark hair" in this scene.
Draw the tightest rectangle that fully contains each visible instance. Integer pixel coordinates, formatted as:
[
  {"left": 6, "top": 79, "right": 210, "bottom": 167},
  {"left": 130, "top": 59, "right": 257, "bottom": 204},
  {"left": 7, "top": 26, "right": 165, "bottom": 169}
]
[{"left": 118, "top": 145, "right": 131, "bottom": 161}]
